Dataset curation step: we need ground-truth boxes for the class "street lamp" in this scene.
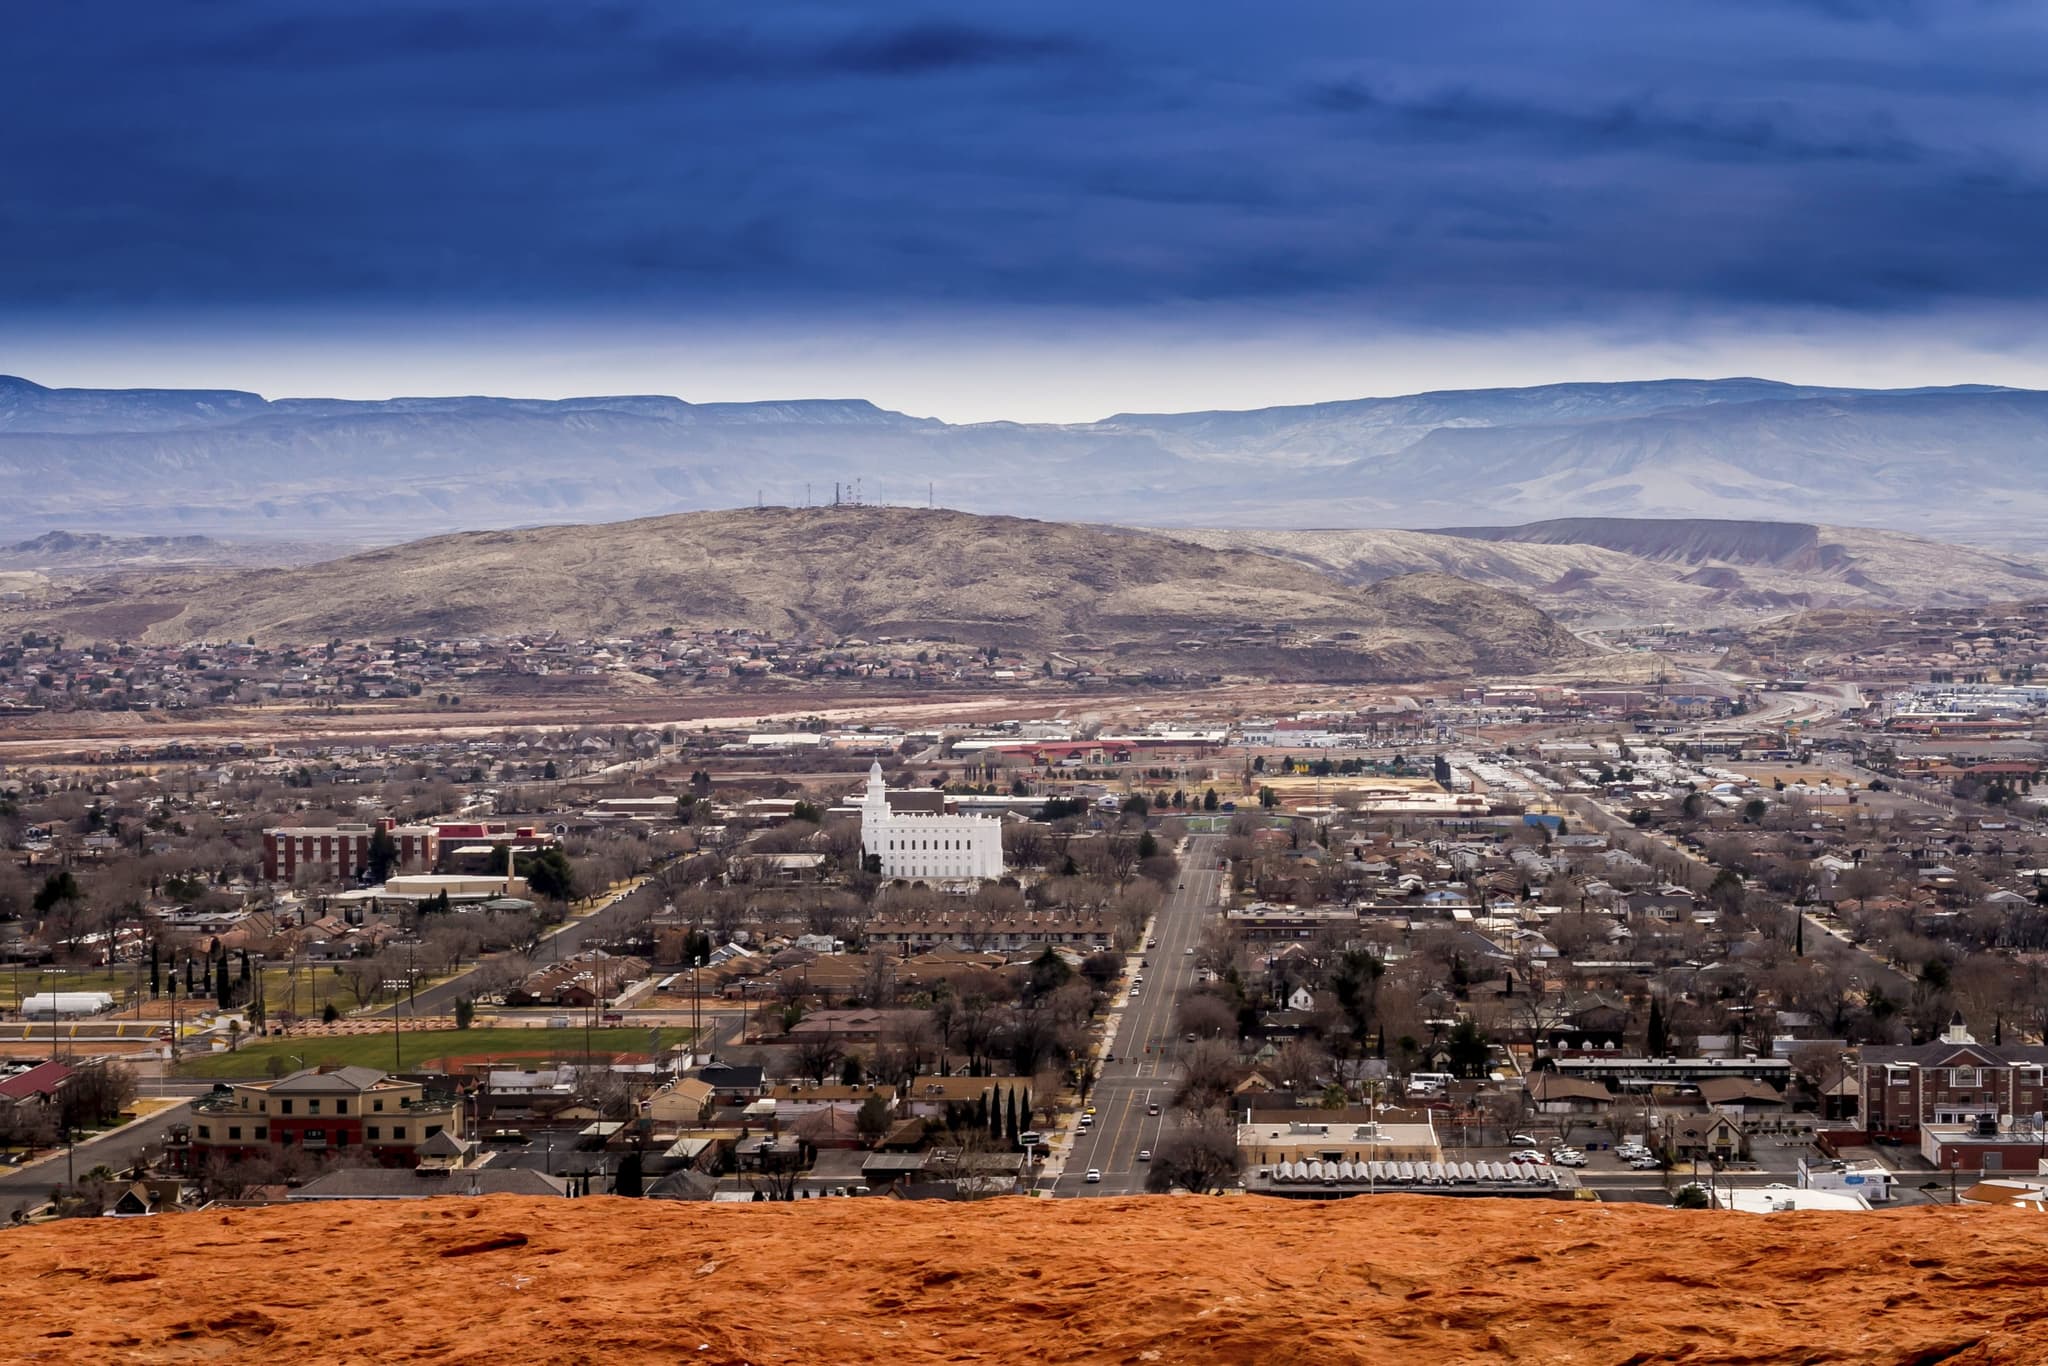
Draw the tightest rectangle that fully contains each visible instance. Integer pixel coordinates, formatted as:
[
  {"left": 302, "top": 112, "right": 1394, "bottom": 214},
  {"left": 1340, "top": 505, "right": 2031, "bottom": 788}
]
[{"left": 692, "top": 957, "right": 704, "bottom": 1066}]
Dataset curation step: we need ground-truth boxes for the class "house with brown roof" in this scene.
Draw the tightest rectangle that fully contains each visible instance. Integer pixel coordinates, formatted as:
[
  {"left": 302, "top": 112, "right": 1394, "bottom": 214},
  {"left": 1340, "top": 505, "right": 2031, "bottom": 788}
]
[
  {"left": 1525, "top": 1072, "right": 1615, "bottom": 1118},
  {"left": 1697, "top": 1076, "right": 1790, "bottom": 1116}
]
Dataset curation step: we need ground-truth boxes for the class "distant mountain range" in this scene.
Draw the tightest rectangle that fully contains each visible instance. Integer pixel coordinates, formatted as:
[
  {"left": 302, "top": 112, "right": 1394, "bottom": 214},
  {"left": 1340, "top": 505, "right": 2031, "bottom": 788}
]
[
  {"left": 14, "top": 507, "right": 1587, "bottom": 681},
  {"left": 5, "top": 374, "right": 2048, "bottom": 545}
]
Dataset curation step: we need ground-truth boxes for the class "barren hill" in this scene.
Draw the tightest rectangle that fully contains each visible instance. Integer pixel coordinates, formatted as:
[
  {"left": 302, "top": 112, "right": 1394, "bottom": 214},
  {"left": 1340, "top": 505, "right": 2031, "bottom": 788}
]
[
  {"left": 1169, "top": 519, "right": 2048, "bottom": 628},
  {"left": 2, "top": 1195, "right": 2045, "bottom": 1364},
  {"left": 32, "top": 508, "right": 1585, "bottom": 680}
]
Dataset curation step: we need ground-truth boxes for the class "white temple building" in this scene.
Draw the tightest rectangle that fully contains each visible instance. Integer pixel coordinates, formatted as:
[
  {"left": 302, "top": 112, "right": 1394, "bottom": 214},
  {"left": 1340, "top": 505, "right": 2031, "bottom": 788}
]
[{"left": 859, "top": 761, "right": 1005, "bottom": 881}]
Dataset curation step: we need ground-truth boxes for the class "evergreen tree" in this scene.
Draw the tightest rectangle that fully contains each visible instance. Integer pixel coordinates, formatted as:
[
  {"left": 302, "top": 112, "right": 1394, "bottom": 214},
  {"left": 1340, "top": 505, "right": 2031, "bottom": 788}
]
[
  {"left": 1647, "top": 997, "right": 1669, "bottom": 1057},
  {"left": 989, "top": 1087, "right": 1004, "bottom": 1142},
  {"left": 1005, "top": 1087, "right": 1019, "bottom": 1144},
  {"left": 365, "top": 825, "right": 399, "bottom": 882},
  {"left": 615, "top": 1150, "right": 643, "bottom": 1198},
  {"left": 149, "top": 945, "right": 160, "bottom": 999},
  {"left": 1203, "top": 789, "right": 1219, "bottom": 811}
]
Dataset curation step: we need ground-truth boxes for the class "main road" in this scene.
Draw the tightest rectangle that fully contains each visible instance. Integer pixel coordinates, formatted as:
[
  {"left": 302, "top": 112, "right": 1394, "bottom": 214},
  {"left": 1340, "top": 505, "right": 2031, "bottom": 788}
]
[{"left": 1050, "top": 833, "right": 1225, "bottom": 1196}]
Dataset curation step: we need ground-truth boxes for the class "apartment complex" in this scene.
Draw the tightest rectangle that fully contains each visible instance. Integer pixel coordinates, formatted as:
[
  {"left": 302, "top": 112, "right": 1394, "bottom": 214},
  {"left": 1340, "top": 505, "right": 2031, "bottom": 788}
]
[
  {"left": 1861, "top": 1017, "right": 2048, "bottom": 1143},
  {"left": 261, "top": 818, "right": 439, "bottom": 883}
]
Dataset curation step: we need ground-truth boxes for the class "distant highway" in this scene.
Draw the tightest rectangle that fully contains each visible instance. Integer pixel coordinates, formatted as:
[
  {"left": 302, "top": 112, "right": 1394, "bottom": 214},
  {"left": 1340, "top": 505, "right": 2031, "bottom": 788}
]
[{"left": 1050, "top": 834, "right": 1223, "bottom": 1197}]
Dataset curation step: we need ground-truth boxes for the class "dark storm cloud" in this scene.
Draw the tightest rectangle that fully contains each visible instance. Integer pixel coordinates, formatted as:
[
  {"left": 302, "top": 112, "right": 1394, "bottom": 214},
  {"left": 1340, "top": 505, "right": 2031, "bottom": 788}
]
[
  {"left": 820, "top": 22, "right": 1085, "bottom": 75},
  {"left": 2, "top": 0, "right": 2045, "bottom": 328},
  {"left": 1303, "top": 81, "right": 1925, "bottom": 166}
]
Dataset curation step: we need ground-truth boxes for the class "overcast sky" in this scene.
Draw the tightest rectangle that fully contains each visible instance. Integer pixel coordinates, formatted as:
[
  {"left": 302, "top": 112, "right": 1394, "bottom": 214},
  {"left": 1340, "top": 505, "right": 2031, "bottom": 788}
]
[{"left": 6, "top": 0, "right": 2047, "bottom": 421}]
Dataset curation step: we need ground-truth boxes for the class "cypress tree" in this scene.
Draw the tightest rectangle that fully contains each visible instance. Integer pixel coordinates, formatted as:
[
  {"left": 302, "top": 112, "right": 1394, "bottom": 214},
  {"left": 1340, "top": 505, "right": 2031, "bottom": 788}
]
[
  {"left": 1005, "top": 1087, "right": 1019, "bottom": 1143},
  {"left": 989, "top": 1087, "right": 1003, "bottom": 1142},
  {"left": 1647, "top": 997, "right": 1669, "bottom": 1057}
]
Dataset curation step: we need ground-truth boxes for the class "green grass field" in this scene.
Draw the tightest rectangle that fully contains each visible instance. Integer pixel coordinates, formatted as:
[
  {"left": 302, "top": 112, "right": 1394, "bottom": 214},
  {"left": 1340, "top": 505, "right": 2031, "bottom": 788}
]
[{"left": 173, "top": 1026, "right": 691, "bottom": 1078}]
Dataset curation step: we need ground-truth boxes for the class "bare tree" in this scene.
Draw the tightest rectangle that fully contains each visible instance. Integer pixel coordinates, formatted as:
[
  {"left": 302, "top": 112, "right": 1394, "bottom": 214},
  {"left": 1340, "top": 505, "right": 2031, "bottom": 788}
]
[
  {"left": 793, "top": 1034, "right": 846, "bottom": 1086},
  {"left": 1145, "top": 1107, "right": 1244, "bottom": 1193},
  {"left": 1173, "top": 1039, "right": 1241, "bottom": 1111}
]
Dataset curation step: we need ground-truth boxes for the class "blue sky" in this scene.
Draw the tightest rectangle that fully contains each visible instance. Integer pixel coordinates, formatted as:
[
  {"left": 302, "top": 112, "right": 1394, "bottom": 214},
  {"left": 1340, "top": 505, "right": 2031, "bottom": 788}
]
[{"left": 5, "top": 0, "right": 2047, "bottom": 420}]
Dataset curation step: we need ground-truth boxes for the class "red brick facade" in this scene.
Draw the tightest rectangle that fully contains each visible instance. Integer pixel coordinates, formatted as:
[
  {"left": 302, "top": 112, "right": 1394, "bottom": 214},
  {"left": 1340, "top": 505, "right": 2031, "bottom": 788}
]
[
  {"left": 1861, "top": 1039, "right": 2048, "bottom": 1142},
  {"left": 262, "top": 819, "right": 438, "bottom": 883}
]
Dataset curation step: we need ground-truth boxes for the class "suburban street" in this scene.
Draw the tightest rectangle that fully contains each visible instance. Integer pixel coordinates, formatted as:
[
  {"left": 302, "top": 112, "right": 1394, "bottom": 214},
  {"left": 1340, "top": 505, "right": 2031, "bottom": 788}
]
[
  {"left": 0, "top": 1100, "right": 195, "bottom": 1217},
  {"left": 380, "top": 874, "right": 664, "bottom": 1019},
  {"left": 1050, "top": 833, "right": 1223, "bottom": 1196}
]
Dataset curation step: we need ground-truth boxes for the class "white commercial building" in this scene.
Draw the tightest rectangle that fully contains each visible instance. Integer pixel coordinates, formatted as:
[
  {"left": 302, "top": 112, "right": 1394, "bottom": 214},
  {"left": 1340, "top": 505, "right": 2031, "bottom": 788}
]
[{"left": 859, "top": 762, "right": 1004, "bottom": 882}]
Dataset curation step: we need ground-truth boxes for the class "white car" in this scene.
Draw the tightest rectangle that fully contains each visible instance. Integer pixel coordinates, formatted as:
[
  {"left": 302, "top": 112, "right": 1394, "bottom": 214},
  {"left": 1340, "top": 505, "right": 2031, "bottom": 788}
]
[
  {"left": 1629, "top": 1156, "right": 1663, "bottom": 1170},
  {"left": 1508, "top": 1150, "right": 1549, "bottom": 1164},
  {"left": 1551, "top": 1150, "right": 1587, "bottom": 1167},
  {"left": 1085, "top": 1168, "right": 1102, "bottom": 1183},
  {"left": 1138, "top": 1149, "right": 1152, "bottom": 1162}
]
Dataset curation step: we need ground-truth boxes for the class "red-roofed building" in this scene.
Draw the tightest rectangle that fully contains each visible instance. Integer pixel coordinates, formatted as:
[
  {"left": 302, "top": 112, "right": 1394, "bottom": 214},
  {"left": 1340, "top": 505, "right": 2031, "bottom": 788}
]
[{"left": 0, "top": 1060, "right": 74, "bottom": 1104}]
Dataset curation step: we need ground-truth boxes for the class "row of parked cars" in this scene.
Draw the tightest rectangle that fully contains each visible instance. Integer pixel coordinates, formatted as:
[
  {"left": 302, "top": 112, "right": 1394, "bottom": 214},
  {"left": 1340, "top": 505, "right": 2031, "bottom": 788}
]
[{"left": 1508, "top": 1138, "right": 1663, "bottom": 1169}]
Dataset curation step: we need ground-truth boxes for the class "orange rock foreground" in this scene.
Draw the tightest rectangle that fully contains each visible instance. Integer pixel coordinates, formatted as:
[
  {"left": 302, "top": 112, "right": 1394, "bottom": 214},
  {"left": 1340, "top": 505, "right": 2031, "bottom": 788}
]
[{"left": 3, "top": 1195, "right": 2047, "bottom": 1364}]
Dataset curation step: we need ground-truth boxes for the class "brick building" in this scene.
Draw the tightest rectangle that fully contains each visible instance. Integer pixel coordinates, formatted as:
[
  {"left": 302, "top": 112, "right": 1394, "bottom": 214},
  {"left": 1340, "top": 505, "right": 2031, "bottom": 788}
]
[
  {"left": 262, "top": 818, "right": 438, "bottom": 884},
  {"left": 1861, "top": 1014, "right": 2048, "bottom": 1143},
  {"left": 189, "top": 1066, "right": 464, "bottom": 1165}
]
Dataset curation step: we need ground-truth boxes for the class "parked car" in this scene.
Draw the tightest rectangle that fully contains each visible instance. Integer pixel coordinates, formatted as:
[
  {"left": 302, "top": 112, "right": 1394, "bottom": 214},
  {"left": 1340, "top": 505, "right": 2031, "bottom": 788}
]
[
  {"left": 1551, "top": 1150, "right": 1587, "bottom": 1167},
  {"left": 1629, "top": 1156, "right": 1663, "bottom": 1170},
  {"left": 1508, "top": 1150, "right": 1549, "bottom": 1164}
]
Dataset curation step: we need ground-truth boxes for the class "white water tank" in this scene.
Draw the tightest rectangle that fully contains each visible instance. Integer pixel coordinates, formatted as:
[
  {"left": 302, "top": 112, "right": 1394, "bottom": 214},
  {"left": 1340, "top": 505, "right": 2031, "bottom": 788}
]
[{"left": 21, "top": 992, "right": 114, "bottom": 1018}]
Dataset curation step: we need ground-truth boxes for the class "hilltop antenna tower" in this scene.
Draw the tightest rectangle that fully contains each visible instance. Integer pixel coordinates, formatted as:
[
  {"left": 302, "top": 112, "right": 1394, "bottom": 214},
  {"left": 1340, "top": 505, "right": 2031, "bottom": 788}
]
[{"left": 928, "top": 481, "right": 934, "bottom": 508}]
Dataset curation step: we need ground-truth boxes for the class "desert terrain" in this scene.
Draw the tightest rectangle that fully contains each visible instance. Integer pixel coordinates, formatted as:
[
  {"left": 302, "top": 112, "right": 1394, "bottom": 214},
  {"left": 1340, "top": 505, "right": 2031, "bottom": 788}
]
[
  {"left": 2, "top": 1196, "right": 2044, "bottom": 1364},
  {"left": 9, "top": 507, "right": 1585, "bottom": 681}
]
